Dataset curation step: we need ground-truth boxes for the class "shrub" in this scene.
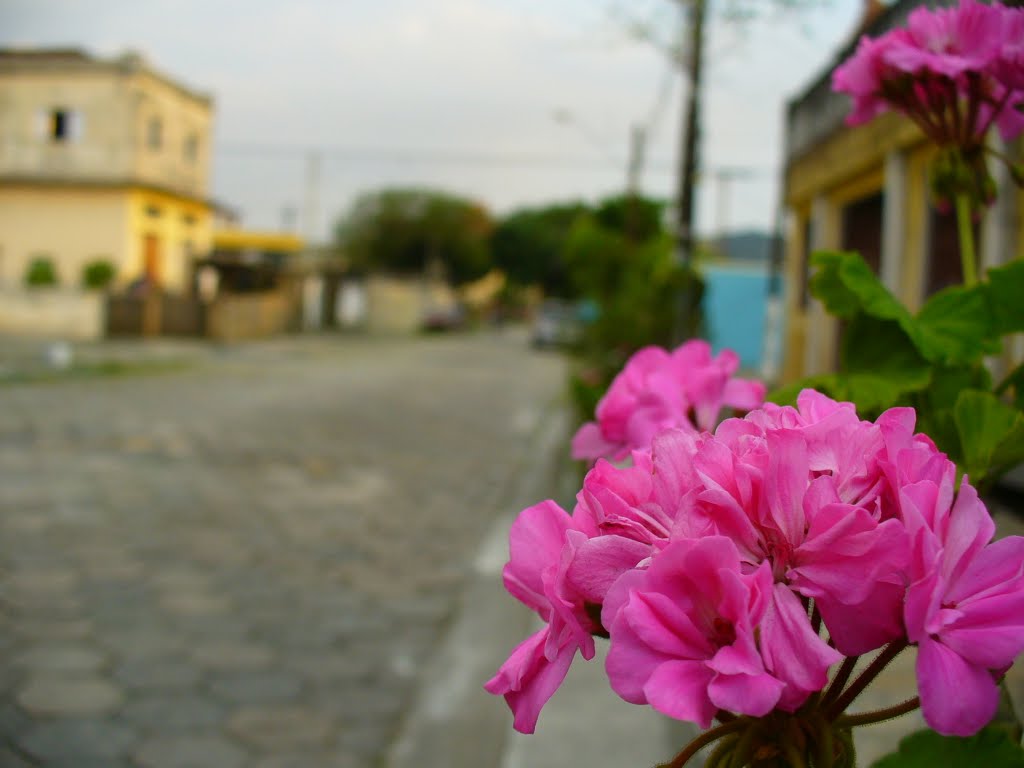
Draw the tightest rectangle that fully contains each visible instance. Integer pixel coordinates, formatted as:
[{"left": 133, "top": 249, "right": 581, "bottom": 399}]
[
  {"left": 81, "top": 259, "right": 116, "bottom": 290},
  {"left": 24, "top": 256, "right": 58, "bottom": 288}
]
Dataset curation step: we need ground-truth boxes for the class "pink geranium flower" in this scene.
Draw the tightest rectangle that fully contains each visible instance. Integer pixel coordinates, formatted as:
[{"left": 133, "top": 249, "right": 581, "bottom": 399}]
[
  {"left": 484, "top": 500, "right": 596, "bottom": 733},
  {"left": 602, "top": 536, "right": 785, "bottom": 728},
  {"left": 833, "top": 0, "right": 1024, "bottom": 146},
  {"left": 902, "top": 478, "right": 1024, "bottom": 735},
  {"left": 571, "top": 340, "right": 765, "bottom": 462}
]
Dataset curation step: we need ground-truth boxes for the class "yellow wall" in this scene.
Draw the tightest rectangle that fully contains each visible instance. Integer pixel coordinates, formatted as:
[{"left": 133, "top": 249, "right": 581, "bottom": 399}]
[
  {"left": 127, "top": 188, "right": 212, "bottom": 292},
  {"left": 0, "top": 186, "right": 130, "bottom": 287},
  {"left": 0, "top": 184, "right": 210, "bottom": 293}
]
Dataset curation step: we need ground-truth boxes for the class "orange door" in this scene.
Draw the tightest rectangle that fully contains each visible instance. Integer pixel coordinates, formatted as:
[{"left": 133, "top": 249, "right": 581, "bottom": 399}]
[{"left": 143, "top": 234, "right": 161, "bottom": 287}]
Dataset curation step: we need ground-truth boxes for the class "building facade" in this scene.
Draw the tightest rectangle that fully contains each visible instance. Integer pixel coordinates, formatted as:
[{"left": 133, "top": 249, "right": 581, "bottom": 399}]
[
  {"left": 778, "top": 0, "right": 1024, "bottom": 383},
  {"left": 0, "top": 48, "right": 214, "bottom": 294}
]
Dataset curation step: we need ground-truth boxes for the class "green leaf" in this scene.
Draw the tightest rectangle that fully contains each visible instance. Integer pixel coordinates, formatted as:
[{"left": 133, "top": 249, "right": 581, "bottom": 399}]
[
  {"left": 809, "top": 251, "right": 911, "bottom": 324},
  {"left": 986, "top": 259, "right": 1024, "bottom": 335},
  {"left": 915, "top": 284, "right": 1000, "bottom": 364},
  {"left": 837, "top": 315, "right": 932, "bottom": 414},
  {"left": 954, "top": 390, "right": 1024, "bottom": 486},
  {"left": 911, "top": 365, "right": 992, "bottom": 467},
  {"left": 870, "top": 726, "right": 1024, "bottom": 768}
]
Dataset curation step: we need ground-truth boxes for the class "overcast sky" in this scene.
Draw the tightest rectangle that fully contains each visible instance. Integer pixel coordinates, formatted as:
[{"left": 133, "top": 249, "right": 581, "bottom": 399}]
[{"left": 2, "top": 0, "right": 863, "bottom": 243}]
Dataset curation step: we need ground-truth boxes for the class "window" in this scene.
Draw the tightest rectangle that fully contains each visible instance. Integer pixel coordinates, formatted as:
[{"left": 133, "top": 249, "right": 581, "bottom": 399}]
[
  {"left": 184, "top": 133, "right": 199, "bottom": 163},
  {"left": 51, "top": 109, "right": 69, "bottom": 141},
  {"left": 147, "top": 116, "right": 162, "bottom": 151},
  {"left": 45, "top": 108, "right": 82, "bottom": 142}
]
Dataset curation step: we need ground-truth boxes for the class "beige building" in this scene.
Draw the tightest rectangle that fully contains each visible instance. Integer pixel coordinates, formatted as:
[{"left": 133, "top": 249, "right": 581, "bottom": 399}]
[{"left": 0, "top": 48, "right": 214, "bottom": 294}]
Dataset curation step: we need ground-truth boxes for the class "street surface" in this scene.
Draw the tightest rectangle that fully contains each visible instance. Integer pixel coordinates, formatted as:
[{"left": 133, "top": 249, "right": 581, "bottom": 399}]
[{"left": 0, "top": 330, "right": 566, "bottom": 768}]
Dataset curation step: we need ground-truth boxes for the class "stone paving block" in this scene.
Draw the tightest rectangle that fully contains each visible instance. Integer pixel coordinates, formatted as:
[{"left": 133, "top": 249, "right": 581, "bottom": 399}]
[
  {"left": 12, "top": 645, "right": 106, "bottom": 673},
  {"left": 133, "top": 734, "right": 247, "bottom": 768},
  {"left": 190, "top": 642, "right": 274, "bottom": 670},
  {"left": 112, "top": 658, "right": 201, "bottom": 690},
  {"left": 13, "top": 618, "right": 93, "bottom": 640},
  {"left": 17, "top": 675, "right": 124, "bottom": 716},
  {"left": 226, "top": 706, "right": 335, "bottom": 751},
  {"left": 96, "top": 629, "right": 183, "bottom": 659},
  {"left": 16, "top": 718, "right": 137, "bottom": 761},
  {"left": 159, "top": 592, "right": 232, "bottom": 617},
  {"left": 208, "top": 670, "right": 303, "bottom": 703},
  {"left": 120, "top": 692, "right": 224, "bottom": 730}
]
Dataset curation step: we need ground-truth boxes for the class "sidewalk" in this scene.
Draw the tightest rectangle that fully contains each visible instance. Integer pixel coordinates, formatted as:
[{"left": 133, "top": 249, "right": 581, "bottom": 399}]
[{"left": 385, "top": 404, "right": 692, "bottom": 768}]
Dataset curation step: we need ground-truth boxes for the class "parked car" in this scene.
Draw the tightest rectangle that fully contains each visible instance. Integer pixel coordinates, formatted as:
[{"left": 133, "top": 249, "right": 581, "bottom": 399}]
[
  {"left": 421, "top": 303, "right": 467, "bottom": 332},
  {"left": 531, "top": 299, "right": 582, "bottom": 349}
]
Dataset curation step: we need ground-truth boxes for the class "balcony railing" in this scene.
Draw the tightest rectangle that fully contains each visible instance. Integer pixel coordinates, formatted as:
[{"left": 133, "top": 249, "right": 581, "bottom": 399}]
[{"left": 0, "top": 139, "right": 205, "bottom": 197}]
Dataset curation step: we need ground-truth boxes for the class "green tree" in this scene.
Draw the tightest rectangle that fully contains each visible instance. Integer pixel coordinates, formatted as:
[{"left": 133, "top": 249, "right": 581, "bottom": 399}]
[
  {"left": 562, "top": 194, "right": 703, "bottom": 422},
  {"left": 489, "top": 202, "right": 588, "bottom": 297},
  {"left": 335, "top": 188, "right": 493, "bottom": 285}
]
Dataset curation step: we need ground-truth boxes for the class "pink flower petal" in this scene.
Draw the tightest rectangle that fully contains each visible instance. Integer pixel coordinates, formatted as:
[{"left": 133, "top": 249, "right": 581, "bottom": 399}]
[
  {"left": 916, "top": 635, "right": 999, "bottom": 737},
  {"left": 708, "top": 671, "right": 784, "bottom": 718},
  {"left": 643, "top": 660, "right": 718, "bottom": 728},
  {"left": 485, "top": 627, "right": 578, "bottom": 734}
]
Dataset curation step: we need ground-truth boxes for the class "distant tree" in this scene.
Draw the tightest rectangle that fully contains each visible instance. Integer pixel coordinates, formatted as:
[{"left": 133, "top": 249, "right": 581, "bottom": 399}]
[
  {"left": 335, "top": 188, "right": 493, "bottom": 285},
  {"left": 593, "top": 193, "right": 665, "bottom": 244},
  {"left": 489, "top": 202, "right": 589, "bottom": 297}
]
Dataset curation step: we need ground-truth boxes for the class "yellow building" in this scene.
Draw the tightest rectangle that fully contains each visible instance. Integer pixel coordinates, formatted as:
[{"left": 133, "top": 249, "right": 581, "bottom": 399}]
[
  {"left": 0, "top": 48, "right": 214, "bottom": 294},
  {"left": 779, "top": 2, "right": 1024, "bottom": 384}
]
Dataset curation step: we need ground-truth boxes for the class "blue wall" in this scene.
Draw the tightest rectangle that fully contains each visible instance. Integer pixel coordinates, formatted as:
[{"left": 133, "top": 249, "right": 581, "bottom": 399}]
[{"left": 702, "top": 263, "right": 772, "bottom": 372}]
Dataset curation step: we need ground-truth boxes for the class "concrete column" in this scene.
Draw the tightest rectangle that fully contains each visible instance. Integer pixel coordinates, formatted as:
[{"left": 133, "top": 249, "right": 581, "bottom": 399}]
[
  {"left": 881, "top": 150, "right": 907, "bottom": 295},
  {"left": 803, "top": 194, "right": 839, "bottom": 376},
  {"left": 982, "top": 135, "right": 1020, "bottom": 272},
  {"left": 981, "top": 136, "right": 1023, "bottom": 379}
]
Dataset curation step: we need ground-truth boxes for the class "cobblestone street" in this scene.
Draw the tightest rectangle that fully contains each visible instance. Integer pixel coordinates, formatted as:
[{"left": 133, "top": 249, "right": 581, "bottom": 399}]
[{"left": 0, "top": 330, "right": 567, "bottom": 768}]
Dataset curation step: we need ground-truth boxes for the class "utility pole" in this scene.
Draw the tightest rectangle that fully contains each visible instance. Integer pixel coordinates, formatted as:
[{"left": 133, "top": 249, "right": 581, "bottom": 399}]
[
  {"left": 673, "top": 0, "right": 707, "bottom": 342},
  {"left": 303, "top": 150, "right": 322, "bottom": 244},
  {"left": 626, "top": 123, "right": 647, "bottom": 195},
  {"left": 676, "top": 0, "right": 706, "bottom": 266}
]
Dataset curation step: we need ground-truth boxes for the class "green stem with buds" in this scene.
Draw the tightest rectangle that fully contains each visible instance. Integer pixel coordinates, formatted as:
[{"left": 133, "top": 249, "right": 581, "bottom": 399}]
[
  {"left": 836, "top": 697, "right": 921, "bottom": 728},
  {"left": 659, "top": 718, "right": 748, "bottom": 768},
  {"left": 827, "top": 641, "right": 908, "bottom": 719},
  {"left": 955, "top": 192, "right": 978, "bottom": 286}
]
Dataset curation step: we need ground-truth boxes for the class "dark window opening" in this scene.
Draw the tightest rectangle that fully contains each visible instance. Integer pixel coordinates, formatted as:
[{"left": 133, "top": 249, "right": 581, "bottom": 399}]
[
  {"left": 800, "top": 216, "right": 814, "bottom": 308},
  {"left": 840, "top": 192, "right": 884, "bottom": 275},
  {"left": 50, "top": 109, "right": 69, "bottom": 141},
  {"left": 926, "top": 207, "right": 981, "bottom": 296}
]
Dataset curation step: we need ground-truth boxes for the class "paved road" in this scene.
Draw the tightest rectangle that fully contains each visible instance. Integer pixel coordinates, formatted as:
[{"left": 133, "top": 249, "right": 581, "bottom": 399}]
[{"left": 0, "top": 330, "right": 567, "bottom": 768}]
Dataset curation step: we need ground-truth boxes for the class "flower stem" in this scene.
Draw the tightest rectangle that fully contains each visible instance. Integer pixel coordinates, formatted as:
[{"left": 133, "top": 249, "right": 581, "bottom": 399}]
[
  {"left": 658, "top": 718, "right": 748, "bottom": 768},
  {"left": 820, "top": 655, "right": 860, "bottom": 709},
  {"left": 836, "top": 696, "right": 921, "bottom": 729},
  {"left": 827, "top": 641, "right": 907, "bottom": 719},
  {"left": 955, "top": 192, "right": 978, "bottom": 287}
]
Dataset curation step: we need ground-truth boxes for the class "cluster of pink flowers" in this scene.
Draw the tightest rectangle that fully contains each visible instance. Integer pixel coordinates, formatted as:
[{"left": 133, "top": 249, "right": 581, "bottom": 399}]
[
  {"left": 832, "top": 0, "right": 1024, "bottom": 147},
  {"left": 571, "top": 340, "right": 765, "bottom": 462},
  {"left": 486, "top": 385, "right": 1024, "bottom": 738}
]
